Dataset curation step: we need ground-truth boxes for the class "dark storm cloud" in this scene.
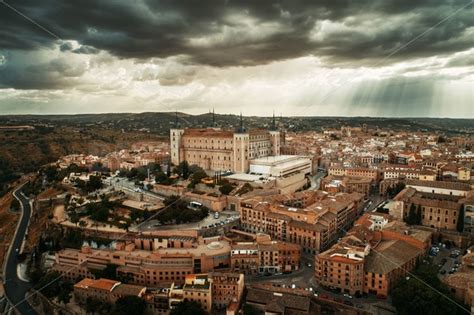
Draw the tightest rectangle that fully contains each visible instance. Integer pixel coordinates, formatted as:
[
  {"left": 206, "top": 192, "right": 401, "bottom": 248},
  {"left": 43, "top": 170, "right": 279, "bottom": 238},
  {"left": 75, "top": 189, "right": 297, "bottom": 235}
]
[
  {"left": 0, "top": 0, "right": 472, "bottom": 67},
  {"left": 0, "top": 55, "right": 86, "bottom": 89}
]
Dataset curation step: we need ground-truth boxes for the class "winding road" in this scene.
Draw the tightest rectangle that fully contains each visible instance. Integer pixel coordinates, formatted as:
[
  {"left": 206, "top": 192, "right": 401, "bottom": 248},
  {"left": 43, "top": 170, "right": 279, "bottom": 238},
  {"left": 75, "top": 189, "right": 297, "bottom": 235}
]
[{"left": 3, "top": 185, "right": 37, "bottom": 314}]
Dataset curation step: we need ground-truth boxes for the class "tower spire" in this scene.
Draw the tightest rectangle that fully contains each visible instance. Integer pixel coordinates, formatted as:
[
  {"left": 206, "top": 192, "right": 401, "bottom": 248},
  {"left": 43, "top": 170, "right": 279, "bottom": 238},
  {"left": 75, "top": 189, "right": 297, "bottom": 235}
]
[
  {"left": 175, "top": 111, "right": 180, "bottom": 128},
  {"left": 238, "top": 112, "right": 244, "bottom": 133},
  {"left": 272, "top": 111, "right": 276, "bottom": 130},
  {"left": 212, "top": 108, "right": 215, "bottom": 127}
]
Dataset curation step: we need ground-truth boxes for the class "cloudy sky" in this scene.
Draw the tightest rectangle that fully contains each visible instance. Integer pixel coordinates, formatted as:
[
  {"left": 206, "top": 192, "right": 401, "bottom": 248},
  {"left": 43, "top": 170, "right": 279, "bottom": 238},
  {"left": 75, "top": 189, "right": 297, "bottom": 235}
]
[{"left": 0, "top": 0, "right": 473, "bottom": 117}]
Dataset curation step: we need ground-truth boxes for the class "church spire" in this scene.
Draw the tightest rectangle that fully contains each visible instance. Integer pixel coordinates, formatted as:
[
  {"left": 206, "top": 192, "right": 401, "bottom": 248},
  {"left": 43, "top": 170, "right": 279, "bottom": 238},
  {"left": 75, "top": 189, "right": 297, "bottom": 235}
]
[
  {"left": 175, "top": 111, "right": 180, "bottom": 128},
  {"left": 237, "top": 112, "right": 245, "bottom": 133},
  {"left": 271, "top": 111, "right": 276, "bottom": 131}
]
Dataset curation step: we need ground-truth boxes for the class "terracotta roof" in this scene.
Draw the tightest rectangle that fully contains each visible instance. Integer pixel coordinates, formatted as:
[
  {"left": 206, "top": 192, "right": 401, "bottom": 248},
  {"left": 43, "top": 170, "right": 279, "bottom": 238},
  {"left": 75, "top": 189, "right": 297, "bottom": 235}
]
[
  {"left": 365, "top": 240, "right": 422, "bottom": 275},
  {"left": 74, "top": 278, "right": 120, "bottom": 291},
  {"left": 406, "top": 179, "right": 471, "bottom": 191},
  {"left": 182, "top": 128, "right": 234, "bottom": 138},
  {"left": 112, "top": 283, "right": 146, "bottom": 296}
]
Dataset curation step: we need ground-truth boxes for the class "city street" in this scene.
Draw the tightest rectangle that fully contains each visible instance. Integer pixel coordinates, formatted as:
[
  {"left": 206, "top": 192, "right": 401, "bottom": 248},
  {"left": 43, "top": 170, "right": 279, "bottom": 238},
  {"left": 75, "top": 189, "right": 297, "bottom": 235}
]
[{"left": 3, "top": 185, "right": 38, "bottom": 315}]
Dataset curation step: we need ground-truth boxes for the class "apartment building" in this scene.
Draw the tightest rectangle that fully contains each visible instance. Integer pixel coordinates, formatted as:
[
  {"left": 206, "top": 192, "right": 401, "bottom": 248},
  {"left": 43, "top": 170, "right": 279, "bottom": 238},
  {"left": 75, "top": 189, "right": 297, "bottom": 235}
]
[
  {"left": 143, "top": 272, "right": 245, "bottom": 315},
  {"left": 230, "top": 238, "right": 300, "bottom": 275},
  {"left": 182, "top": 274, "right": 212, "bottom": 313},
  {"left": 73, "top": 278, "right": 146, "bottom": 305},
  {"left": 239, "top": 191, "right": 364, "bottom": 254},
  {"left": 53, "top": 238, "right": 231, "bottom": 287},
  {"left": 328, "top": 166, "right": 379, "bottom": 181},
  {"left": 208, "top": 272, "right": 244, "bottom": 310},
  {"left": 392, "top": 180, "right": 473, "bottom": 231},
  {"left": 315, "top": 213, "right": 429, "bottom": 297}
]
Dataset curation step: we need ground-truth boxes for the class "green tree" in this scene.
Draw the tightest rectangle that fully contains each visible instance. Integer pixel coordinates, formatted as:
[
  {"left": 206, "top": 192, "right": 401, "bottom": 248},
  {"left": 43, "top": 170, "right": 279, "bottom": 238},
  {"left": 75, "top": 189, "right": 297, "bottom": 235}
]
[
  {"left": 85, "top": 297, "right": 111, "bottom": 314},
  {"left": 113, "top": 296, "right": 146, "bottom": 315},
  {"left": 10, "top": 198, "right": 21, "bottom": 211},
  {"left": 92, "top": 264, "right": 118, "bottom": 280},
  {"left": 174, "top": 161, "right": 190, "bottom": 179},
  {"left": 170, "top": 301, "right": 206, "bottom": 315},
  {"left": 34, "top": 272, "right": 61, "bottom": 298},
  {"left": 406, "top": 203, "right": 417, "bottom": 225},
  {"left": 416, "top": 205, "right": 423, "bottom": 225},
  {"left": 392, "top": 264, "right": 466, "bottom": 315},
  {"left": 243, "top": 304, "right": 260, "bottom": 315},
  {"left": 219, "top": 182, "right": 234, "bottom": 195},
  {"left": 57, "top": 281, "right": 73, "bottom": 305},
  {"left": 86, "top": 175, "right": 103, "bottom": 192},
  {"left": 44, "top": 165, "right": 59, "bottom": 182},
  {"left": 457, "top": 205, "right": 465, "bottom": 232}
]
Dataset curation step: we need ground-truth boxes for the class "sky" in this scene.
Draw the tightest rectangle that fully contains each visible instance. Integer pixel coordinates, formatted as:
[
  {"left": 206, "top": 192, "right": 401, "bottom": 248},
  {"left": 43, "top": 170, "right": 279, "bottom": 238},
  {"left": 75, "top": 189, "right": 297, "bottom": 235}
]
[{"left": 0, "top": 0, "right": 473, "bottom": 117}]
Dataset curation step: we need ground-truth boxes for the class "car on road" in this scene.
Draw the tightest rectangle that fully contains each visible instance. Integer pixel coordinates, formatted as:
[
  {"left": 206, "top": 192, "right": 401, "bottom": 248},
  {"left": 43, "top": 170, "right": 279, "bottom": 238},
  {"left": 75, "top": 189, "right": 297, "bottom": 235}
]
[
  {"left": 343, "top": 293, "right": 353, "bottom": 299},
  {"left": 344, "top": 300, "right": 354, "bottom": 306},
  {"left": 306, "top": 262, "right": 312, "bottom": 267},
  {"left": 440, "top": 270, "right": 446, "bottom": 275}
]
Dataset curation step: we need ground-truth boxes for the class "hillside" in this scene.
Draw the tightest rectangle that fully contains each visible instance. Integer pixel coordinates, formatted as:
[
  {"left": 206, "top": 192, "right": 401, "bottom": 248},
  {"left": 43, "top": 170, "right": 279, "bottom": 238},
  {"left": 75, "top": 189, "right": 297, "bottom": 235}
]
[{"left": 0, "top": 125, "right": 165, "bottom": 174}]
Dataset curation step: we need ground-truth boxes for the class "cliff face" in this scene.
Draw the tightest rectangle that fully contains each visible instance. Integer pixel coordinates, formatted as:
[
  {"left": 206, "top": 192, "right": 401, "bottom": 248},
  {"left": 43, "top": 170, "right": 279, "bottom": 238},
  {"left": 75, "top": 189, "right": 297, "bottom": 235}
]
[{"left": 0, "top": 126, "right": 166, "bottom": 174}]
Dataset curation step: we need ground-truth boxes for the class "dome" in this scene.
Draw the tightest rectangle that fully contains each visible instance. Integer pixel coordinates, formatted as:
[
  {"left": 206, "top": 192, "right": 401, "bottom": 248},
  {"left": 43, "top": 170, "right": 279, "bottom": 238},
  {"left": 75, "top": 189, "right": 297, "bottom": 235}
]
[{"left": 207, "top": 241, "right": 223, "bottom": 250}]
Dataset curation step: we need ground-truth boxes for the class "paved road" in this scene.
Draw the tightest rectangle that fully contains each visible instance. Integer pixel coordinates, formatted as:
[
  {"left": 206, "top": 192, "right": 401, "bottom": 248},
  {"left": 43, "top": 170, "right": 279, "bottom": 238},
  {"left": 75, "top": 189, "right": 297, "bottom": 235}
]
[
  {"left": 308, "top": 171, "right": 327, "bottom": 191},
  {"left": 3, "top": 186, "right": 37, "bottom": 315}
]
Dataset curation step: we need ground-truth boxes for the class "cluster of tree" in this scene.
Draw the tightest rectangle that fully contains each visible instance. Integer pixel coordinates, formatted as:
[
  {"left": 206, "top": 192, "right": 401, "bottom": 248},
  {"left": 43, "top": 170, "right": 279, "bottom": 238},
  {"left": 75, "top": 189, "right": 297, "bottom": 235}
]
[
  {"left": 43, "top": 163, "right": 89, "bottom": 182},
  {"left": 457, "top": 205, "right": 464, "bottom": 233},
  {"left": 170, "top": 301, "right": 206, "bottom": 315},
  {"left": 405, "top": 203, "right": 422, "bottom": 225},
  {"left": 218, "top": 179, "right": 234, "bottom": 195},
  {"left": 34, "top": 271, "right": 73, "bottom": 305},
  {"left": 158, "top": 195, "right": 209, "bottom": 224},
  {"left": 172, "top": 161, "right": 208, "bottom": 187},
  {"left": 22, "top": 178, "right": 44, "bottom": 196},
  {"left": 84, "top": 295, "right": 146, "bottom": 315},
  {"left": 82, "top": 198, "right": 118, "bottom": 222},
  {"left": 386, "top": 182, "right": 406, "bottom": 197},
  {"left": 0, "top": 157, "right": 19, "bottom": 196},
  {"left": 392, "top": 263, "right": 467, "bottom": 315},
  {"left": 10, "top": 198, "right": 21, "bottom": 212},
  {"left": 75, "top": 174, "right": 103, "bottom": 193}
]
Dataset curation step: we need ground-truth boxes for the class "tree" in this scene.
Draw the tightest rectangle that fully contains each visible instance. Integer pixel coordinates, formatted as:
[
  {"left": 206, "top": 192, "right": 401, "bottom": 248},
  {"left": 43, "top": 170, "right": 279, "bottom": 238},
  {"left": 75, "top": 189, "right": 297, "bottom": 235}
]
[
  {"left": 189, "top": 169, "right": 207, "bottom": 188},
  {"left": 113, "top": 296, "right": 146, "bottom": 315},
  {"left": 92, "top": 264, "right": 118, "bottom": 280},
  {"left": 85, "top": 297, "right": 111, "bottom": 314},
  {"left": 44, "top": 165, "right": 59, "bottom": 182},
  {"left": 69, "top": 212, "right": 80, "bottom": 226},
  {"left": 57, "top": 281, "right": 73, "bottom": 305},
  {"left": 34, "top": 272, "right": 62, "bottom": 298},
  {"left": 416, "top": 204, "right": 423, "bottom": 225},
  {"left": 170, "top": 301, "right": 206, "bottom": 315},
  {"left": 243, "top": 304, "right": 260, "bottom": 315},
  {"left": 457, "top": 205, "right": 464, "bottom": 233},
  {"left": 392, "top": 264, "right": 466, "bottom": 315},
  {"left": 406, "top": 203, "right": 417, "bottom": 225},
  {"left": 10, "top": 198, "right": 21, "bottom": 211},
  {"left": 166, "top": 162, "right": 171, "bottom": 176},
  {"left": 174, "top": 161, "right": 190, "bottom": 179},
  {"left": 219, "top": 182, "right": 234, "bottom": 195},
  {"left": 86, "top": 175, "right": 103, "bottom": 192}
]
